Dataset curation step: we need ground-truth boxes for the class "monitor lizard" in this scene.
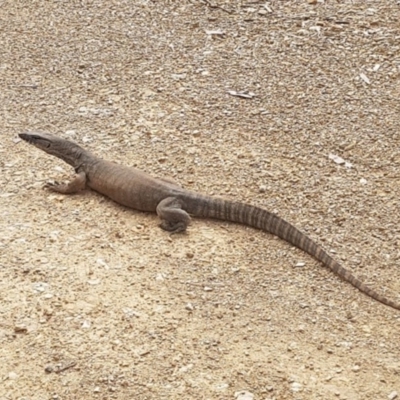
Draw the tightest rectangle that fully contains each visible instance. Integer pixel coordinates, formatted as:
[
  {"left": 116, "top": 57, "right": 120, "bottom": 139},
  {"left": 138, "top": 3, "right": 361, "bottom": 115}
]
[{"left": 18, "top": 132, "right": 400, "bottom": 311}]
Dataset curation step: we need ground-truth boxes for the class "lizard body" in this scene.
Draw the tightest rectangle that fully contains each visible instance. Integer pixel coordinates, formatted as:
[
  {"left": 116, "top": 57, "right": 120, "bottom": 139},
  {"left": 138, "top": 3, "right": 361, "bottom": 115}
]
[{"left": 19, "top": 132, "right": 400, "bottom": 311}]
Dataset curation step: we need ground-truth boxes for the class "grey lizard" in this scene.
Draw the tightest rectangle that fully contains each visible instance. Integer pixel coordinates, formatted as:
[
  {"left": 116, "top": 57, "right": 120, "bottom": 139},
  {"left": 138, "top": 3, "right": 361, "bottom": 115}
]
[{"left": 18, "top": 132, "right": 400, "bottom": 311}]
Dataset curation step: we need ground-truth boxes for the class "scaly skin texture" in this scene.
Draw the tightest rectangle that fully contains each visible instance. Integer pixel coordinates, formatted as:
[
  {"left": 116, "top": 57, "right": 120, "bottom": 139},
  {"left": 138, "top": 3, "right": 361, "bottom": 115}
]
[{"left": 19, "top": 132, "right": 400, "bottom": 311}]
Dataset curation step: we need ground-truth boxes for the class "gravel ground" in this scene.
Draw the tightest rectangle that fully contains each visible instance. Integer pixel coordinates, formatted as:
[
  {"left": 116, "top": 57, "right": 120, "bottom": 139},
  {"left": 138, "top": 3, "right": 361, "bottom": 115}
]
[{"left": 1, "top": 1, "right": 400, "bottom": 399}]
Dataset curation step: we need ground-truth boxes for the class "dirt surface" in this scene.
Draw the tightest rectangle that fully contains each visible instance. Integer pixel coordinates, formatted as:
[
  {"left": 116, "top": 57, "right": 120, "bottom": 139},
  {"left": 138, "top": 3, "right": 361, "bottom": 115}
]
[{"left": 1, "top": 1, "right": 400, "bottom": 399}]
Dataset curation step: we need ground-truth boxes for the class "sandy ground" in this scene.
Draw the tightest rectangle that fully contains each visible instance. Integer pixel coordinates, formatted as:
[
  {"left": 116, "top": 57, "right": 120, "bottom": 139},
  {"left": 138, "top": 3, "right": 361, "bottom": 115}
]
[{"left": 1, "top": 1, "right": 400, "bottom": 399}]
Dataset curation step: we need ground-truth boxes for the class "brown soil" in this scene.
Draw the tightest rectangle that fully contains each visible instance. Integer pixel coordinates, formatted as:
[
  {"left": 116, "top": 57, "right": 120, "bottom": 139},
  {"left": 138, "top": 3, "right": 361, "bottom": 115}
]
[{"left": 1, "top": 1, "right": 400, "bottom": 399}]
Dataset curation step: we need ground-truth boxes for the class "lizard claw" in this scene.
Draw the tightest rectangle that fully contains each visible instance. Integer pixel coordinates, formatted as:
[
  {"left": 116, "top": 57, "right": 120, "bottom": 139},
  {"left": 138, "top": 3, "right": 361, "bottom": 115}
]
[{"left": 44, "top": 181, "right": 61, "bottom": 191}]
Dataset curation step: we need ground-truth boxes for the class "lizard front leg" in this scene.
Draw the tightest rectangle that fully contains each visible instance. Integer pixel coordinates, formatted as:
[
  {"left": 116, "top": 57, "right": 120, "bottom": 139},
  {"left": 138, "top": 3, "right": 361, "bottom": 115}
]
[
  {"left": 156, "top": 197, "right": 191, "bottom": 233},
  {"left": 45, "top": 171, "right": 87, "bottom": 194}
]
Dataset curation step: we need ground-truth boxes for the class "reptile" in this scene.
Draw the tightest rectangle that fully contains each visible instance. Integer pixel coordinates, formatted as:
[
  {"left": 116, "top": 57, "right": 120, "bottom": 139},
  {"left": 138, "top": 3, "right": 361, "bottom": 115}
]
[{"left": 19, "top": 132, "right": 400, "bottom": 311}]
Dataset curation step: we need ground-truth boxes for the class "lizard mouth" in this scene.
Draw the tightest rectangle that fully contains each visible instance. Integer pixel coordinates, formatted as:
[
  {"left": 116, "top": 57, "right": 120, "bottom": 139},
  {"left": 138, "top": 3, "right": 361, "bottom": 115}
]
[
  {"left": 19, "top": 133, "right": 41, "bottom": 144},
  {"left": 19, "top": 133, "right": 32, "bottom": 142},
  {"left": 19, "top": 133, "right": 51, "bottom": 148}
]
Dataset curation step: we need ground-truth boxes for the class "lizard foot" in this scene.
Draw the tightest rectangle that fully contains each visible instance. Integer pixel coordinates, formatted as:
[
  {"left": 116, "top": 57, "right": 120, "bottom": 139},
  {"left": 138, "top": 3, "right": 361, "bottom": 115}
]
[
  {"left": 43, "top": 172, "right": 87, "bottom": 194},
  {"left": 44, "top": 181, "right": 63, "bottom": 191},
  {"left": 44, "top": 181, "right": 76, "bottom": 194},
  {"left": 156, "top": 196, "right": 191, "bottom": 233},
  {"left": 159, "top": 221, "right": 187, "bottom": 233}
]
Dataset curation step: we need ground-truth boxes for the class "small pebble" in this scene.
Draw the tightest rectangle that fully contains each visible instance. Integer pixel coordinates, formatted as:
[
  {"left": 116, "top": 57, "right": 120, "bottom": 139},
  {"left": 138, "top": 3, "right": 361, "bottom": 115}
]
[
  {"left": 14, "top": 324, "right": 27, "bottom": 333},
  {"left": 87, "top": 279, "right": 101, "bottom": 285},
  {"left": 235, "top": 390, "right": 254, "bottom": 400},
  {"left": 8, "top": 371, "right": 18, "bottom": 380},
  {"left": 259, "top": 185, "right": 267, "bottom": 193},
  {"left": 291, "top": 382, "right": 302, "bottom": 392},
  {"left": 155, "top": 273, "right": 166, "bottom": 281},
  {"left": 81, "top": 320, "right": 91, "bottom": 329},
  {"left": 215, "top": 382, "right": 229, "bottom": 391},
  {"left": 388, "top": 391, "right": 398, "bottom": 400}
]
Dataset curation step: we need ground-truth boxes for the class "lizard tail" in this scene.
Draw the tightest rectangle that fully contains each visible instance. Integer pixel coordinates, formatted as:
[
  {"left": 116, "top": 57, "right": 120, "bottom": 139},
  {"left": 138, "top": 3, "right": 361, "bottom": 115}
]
[{"left": 184, "top": 193, "right": 400, "bottom": 311}]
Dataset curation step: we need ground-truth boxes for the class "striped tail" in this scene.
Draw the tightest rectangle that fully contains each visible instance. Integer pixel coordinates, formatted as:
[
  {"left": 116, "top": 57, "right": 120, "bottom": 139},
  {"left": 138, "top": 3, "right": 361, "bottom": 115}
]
[{"left": 184, "top": 193, "right": 400, "bottom": 311}]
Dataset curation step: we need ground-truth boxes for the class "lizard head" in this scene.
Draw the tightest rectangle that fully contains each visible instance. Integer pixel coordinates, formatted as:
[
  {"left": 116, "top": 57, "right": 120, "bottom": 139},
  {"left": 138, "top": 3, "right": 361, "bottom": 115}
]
[
  {"left": 19, "top": 132, "right": 89, "bottom": 168},
  {"left": 19, "top": 132, "right": 55, "bottom": 150}
]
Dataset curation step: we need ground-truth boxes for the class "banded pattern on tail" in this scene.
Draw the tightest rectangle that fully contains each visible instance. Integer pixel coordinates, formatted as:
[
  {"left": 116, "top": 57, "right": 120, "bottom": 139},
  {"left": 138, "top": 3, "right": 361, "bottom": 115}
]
[{"left": 183, "top": 193, "right": 400, "bottom": 310}]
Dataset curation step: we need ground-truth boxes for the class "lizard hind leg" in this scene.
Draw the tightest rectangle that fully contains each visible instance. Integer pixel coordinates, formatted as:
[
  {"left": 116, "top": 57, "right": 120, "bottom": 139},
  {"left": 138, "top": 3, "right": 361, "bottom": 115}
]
[{"left": 156, "top": 196, "right": 191, "bottom": 233}]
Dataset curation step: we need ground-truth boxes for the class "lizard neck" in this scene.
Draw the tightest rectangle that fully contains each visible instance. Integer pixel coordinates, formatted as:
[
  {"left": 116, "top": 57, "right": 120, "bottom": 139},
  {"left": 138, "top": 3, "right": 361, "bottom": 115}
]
[{"left": 53, "top": 142, "right": 95, "bottom": 170}]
